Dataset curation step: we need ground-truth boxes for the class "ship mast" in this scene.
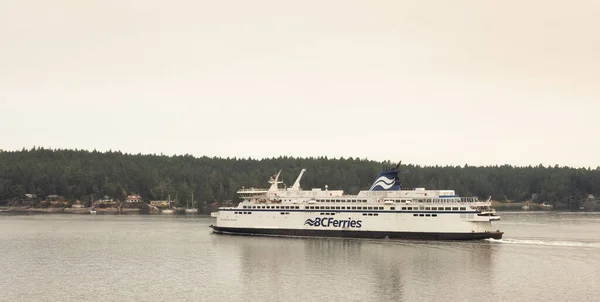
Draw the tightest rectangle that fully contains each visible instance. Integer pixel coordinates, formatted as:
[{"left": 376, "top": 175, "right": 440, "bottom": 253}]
[
  {"left": 290, "top": 169, "right": 306, "bottom": 190},
  {"left": 268, "top": 170, "right": 282, "bottom": 191}
]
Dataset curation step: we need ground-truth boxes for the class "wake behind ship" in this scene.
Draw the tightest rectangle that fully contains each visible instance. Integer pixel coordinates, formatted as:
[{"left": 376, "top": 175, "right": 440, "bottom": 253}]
[{"left": 210, "top": 163, "right": 503, "bottom": 240}]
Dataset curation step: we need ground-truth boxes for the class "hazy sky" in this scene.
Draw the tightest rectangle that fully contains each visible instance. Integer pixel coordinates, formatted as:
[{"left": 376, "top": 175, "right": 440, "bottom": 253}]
[{"left": 1, "top": 0, "right": 598, "bottom": 167}]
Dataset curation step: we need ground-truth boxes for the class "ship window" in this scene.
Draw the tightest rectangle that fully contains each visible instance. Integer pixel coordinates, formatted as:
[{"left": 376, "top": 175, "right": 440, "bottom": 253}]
[
  {"left": 426, "top": 214, "right": 431, "bottom": 217},
  {"left": 334, "top": 206, "right": 339, "bottom": 209},
  {"left": 413, "top": 214, "right": 418, "bottom": 216},
  {"left": 331, "top": 213, "right": 335, "bottom": 216},
  {"left": 402, "top": 207, "right": 407, "bottom": 210},
  {"left": 367, "top": 207, "right": 372, "bottom": 210},
  {"left": 374, "top": 213, "right": 379, "bottom": 216},
  {"left": 445, "top": 207, "right": 451, "bottom": 211},
  {"left": 430, "top": 207, "right": 436, "bottom": 210},
  {"left": 452, "top": 207, "right": 459, "bottom": 211},
  {"left": 351, "top": 200, "right": 356, "bottom": 203},
  {"left": 320, "top": 213, "right": 324, "bottom": 215},
  {"left": 379, "top": 207, "right": 384, "bottom": 210},
  {"left": 280, "top": 212, "right": 285, "bottom": 215},
  {"left": 341, "top": 206, "right": 345, "bottom": 210},
  {"left": 425, "top": 207, "right": 430, "bottom": 210},
  {"left": 368, "top": 213, "right": 373, "bottom": 216},
  {"left": 295, "top": 206, "right": 299, "bottom": 209},
  {"left": 419, "top": 214, "right": 424, "bottom": 217},
  {"left": 243, "top": 206, "right": 247, "bottom": 209},
  {"left": 460, "top": 207, "right": 466, "bottom": 211},
  {"left": 325, "top": 206, "right": 330, "bottom": 209},
  {"left": 351, "top": 207, "right": 356, "bottom": 210},
  {"left": 363, "top": 213, "right": 367, "bottom": 216},
  {"left": 401, "top": 200, "right": 406, "bottom": 203},
  {"left": 390, "top": 207, "right": 395, "bottom": 210},
  {"left": 234, "top": 212, "right": 238, "bottom": 214},
  {"left": 432, "top": 214, "right": 437, "bottom": 217}
]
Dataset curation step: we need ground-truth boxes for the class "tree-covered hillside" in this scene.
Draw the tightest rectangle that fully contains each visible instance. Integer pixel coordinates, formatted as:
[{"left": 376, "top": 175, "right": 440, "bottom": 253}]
[{"left": 1, "top": 148, "right": 599, "bottom": 209}]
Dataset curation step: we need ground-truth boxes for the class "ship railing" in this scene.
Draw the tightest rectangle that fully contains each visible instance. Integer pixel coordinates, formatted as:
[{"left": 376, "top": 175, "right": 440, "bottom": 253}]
[
  {"left": 411, "top": 197, "right": 490, "bottom": 204},
  {"left": 237, "top": 188, "right": 268, "bottom": 193}
]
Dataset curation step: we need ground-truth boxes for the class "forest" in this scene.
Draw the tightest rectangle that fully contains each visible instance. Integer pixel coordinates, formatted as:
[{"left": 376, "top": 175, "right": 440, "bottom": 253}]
[{"left": 1, "top": 147, "right": 599, "bottom": 210}]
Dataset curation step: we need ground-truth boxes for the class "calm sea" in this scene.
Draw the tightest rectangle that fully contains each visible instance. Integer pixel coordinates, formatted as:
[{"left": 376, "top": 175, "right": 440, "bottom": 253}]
[{"left": 1, "top": 212, "right": 599, "bottom": 302}]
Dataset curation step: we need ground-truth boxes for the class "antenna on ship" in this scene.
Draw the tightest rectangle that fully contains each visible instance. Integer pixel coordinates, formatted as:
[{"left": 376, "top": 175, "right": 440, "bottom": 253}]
[{"left": 394, "top": 161, "right": 402, "bottom": 170}]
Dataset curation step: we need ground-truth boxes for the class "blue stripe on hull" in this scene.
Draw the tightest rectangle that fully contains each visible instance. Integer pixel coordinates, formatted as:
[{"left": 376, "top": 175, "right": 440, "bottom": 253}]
[
  {"left": 209, "top": 225, "right": 503, "bottom": 241},
  {"left": 219, "top": 209, "right": 480, "bottom": 214}
]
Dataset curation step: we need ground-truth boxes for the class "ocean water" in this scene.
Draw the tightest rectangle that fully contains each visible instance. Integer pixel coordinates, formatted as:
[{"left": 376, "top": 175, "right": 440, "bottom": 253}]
[{"left": 1, "top": 212, "right": 599, "bottom": 302}]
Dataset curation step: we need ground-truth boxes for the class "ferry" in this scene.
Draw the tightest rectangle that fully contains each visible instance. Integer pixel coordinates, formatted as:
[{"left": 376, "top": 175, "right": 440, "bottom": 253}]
[{"left": 210, "top": 163, "right": 503, "bottom": 240}]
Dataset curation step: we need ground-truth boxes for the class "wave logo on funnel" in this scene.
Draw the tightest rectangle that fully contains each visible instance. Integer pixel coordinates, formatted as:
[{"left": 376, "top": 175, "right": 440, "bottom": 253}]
[
  {"left": 369, "top": 176, "right": 396, "bottom": 190},
  {"left": 369, "top": 169, "right": 401, "bottom": 191}
]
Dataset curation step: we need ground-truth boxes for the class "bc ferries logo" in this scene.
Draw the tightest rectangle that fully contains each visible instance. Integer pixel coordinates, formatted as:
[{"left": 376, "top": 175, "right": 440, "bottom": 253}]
[
  {"left": 304, "top": 217, "right": 362, "bottom": 228},
  {"left": 369, "top": 176, "right": 396, "bottom": 190}
]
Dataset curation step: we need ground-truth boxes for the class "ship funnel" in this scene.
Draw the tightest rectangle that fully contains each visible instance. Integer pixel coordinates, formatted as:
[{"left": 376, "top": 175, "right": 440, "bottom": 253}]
[{"left": 369, "top": 163, "right": 401, "bottom": 191}]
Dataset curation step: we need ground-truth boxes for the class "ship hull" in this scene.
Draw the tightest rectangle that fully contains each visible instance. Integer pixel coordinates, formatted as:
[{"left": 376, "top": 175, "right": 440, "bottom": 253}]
[{"left": 210, "top": 225, "right": 503, "bottom": 241}]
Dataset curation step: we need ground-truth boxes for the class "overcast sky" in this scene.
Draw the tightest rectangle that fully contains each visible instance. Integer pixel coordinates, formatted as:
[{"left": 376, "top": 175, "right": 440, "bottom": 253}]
[{"left": 1, "top": 0, "right": 598, "bottom": 167}]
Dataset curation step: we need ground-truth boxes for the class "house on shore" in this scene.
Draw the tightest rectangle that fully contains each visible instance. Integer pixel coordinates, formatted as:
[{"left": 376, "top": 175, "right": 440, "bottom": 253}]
[
  {"left": 126, "top": 194, "right": 143, "bottom": 203},
  {"left": 150, "top": 200, "right": 170, "bottom": 207},
  {"left": 45, "top": 195, "right": 67, "bottom": 207},
  {"left": 71, "top": 200, "right": 85, "bottom": 208}
]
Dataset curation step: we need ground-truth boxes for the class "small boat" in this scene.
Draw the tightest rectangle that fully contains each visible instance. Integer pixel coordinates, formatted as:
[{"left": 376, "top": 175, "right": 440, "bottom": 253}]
[
  {"left": 89, "top": 195, "right": 97, "bottom": 214},
  {"left": 161, "top": 194, "right": 174, "bottom": 214},
  {"left": 185, "top": 192, "right": 198, "bottom": 214}
]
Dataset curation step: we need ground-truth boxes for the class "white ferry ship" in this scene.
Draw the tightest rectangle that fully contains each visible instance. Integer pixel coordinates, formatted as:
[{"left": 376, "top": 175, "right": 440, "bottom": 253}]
[{"left": 210, "top": 163, "right": 503, "bottom": 240}]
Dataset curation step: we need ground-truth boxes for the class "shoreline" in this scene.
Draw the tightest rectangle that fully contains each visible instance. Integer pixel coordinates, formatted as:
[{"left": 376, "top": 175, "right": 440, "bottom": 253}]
[{"left": 0, "top": 207, "right": 209, "bottom": 215}]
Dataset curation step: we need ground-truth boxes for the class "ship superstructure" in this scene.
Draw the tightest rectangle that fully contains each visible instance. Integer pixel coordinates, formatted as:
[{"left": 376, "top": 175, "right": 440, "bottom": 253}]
[{"left": 210, "top": 163, "right": 503, "bottom": 240}]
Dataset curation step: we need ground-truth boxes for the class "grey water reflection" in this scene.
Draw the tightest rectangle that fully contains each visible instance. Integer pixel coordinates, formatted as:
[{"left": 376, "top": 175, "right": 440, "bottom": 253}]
[{"left": 216, "top": 234, "right": 497, "bottom": 301}]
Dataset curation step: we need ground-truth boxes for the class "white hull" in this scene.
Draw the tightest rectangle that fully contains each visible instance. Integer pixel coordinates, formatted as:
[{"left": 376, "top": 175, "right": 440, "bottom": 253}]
[{"left": 211, "top": 208, "right": 499, "bottom": 236}]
